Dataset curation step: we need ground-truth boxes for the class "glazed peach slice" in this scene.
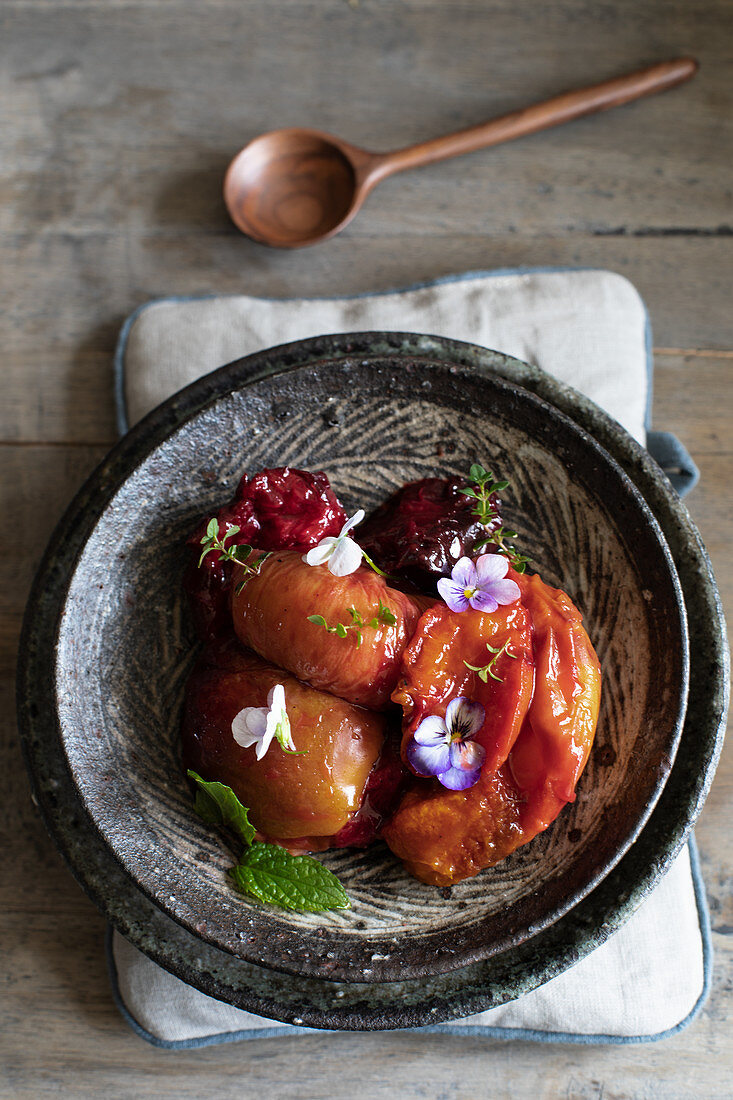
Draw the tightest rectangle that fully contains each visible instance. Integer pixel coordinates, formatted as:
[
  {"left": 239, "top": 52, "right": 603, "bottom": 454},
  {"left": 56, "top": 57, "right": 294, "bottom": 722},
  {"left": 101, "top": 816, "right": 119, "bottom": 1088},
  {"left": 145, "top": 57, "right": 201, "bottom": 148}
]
[
  {"left": 383, "top": 570, "right": 601, "bottom": 886},
  {"left": 383, "top": 598, "right": 534, "bottom": 884},
  {"left": 392, "top": 599, "right": 535, "bottom": 775},
  {"left": 181, "top": 647, "right": 387, "bottom": 842},
  {"left": 508, "top": 570, "right": 602, "bottom": 830},
  {"left": 230, "top": 550, "right": 423, "bottom": 709}
]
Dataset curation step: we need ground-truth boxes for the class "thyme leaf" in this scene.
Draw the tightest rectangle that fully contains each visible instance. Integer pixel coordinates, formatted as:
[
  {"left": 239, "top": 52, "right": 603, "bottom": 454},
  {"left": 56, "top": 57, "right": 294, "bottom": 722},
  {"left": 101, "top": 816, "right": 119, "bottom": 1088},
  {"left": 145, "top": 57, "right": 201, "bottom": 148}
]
[
  {"left": 465, "top": 464, "right": 530, "bottom": 573},
  {"left": 198, "top": 519, "right": 271, "bottom": 591},
  {"left": 463, "top": 639, "right": 517, "bottom": 683},
  {"left": 307, "top": 599, "right": 396, "bottom": 647}
]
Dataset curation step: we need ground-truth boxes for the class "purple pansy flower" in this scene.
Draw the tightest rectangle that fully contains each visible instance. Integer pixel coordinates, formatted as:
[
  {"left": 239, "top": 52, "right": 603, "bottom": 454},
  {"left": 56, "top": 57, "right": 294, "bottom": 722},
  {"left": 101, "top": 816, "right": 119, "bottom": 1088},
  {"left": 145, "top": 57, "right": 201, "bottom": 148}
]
[
  {"left": 437, "top": 554, "right": 520, "bottom": 614},
  {"left": 406, "top": 697, "right": 486, "bottom": 790}
]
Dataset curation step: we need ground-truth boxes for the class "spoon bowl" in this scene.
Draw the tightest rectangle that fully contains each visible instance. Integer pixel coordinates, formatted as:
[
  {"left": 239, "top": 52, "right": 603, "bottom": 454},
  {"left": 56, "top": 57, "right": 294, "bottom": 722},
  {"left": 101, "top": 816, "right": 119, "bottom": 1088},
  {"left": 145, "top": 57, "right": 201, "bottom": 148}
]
[
  {"left": 224, "top": 129, "right": 362, "bottom": 247},
  {"left": 223, "top": 59, "right": 697, "bottom": 249}
]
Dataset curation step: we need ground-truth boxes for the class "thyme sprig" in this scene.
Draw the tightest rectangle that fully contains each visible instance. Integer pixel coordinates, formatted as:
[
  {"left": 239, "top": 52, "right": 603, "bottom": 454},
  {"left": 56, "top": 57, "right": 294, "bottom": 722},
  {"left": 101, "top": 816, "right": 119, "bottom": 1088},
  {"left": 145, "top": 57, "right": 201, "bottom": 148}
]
[
  {"left": 463, "top": 639, "right": 517, "bottom": 683},
  {"left": 198, "top": 519, "right": 271, "bottom": 593},
  {"left": 307, "top": 599, "right": 397, "bottom": 648},
  {"left": 460, "top": 463, "right": 531, "bottom": 573}
]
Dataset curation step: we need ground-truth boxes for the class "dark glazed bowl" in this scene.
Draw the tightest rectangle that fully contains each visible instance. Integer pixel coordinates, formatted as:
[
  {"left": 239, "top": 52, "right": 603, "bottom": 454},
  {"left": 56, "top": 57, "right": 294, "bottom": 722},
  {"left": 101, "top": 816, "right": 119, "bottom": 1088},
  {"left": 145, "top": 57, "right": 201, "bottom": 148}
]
[{"left": 18, "top": 334, "right": 707, "bottom": 996}]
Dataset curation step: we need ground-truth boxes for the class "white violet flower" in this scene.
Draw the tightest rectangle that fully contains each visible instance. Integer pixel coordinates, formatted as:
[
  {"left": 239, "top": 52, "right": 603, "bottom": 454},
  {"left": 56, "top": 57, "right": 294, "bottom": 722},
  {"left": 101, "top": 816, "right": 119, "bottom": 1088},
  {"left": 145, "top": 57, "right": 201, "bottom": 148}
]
[
  {"left": 302, "top": 509, "right": 365, "bottom": 577},
  {"left": 231, "top": 684, "right": 296, "bottom": 760}
]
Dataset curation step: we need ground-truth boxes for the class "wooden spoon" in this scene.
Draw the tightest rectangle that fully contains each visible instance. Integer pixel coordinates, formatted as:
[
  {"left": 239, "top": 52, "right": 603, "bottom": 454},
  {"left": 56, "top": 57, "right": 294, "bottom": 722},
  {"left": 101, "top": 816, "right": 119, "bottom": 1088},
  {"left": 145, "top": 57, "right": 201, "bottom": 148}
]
[{"left": 223, "top": 57, "right": 698, "bottom": 249}]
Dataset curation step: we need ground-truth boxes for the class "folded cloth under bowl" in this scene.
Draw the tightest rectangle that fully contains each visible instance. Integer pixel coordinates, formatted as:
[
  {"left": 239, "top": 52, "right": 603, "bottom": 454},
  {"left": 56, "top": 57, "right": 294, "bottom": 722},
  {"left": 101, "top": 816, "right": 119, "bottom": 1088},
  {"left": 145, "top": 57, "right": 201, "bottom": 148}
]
[{"left": 110, "top": 268, "right": 708, "bottom": 1047}]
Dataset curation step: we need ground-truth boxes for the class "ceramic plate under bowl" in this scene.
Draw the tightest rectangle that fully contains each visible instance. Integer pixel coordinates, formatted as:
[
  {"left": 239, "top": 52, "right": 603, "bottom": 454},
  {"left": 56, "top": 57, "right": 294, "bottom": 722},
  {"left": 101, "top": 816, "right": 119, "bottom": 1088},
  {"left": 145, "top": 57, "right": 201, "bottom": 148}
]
[{"left": 20, "top": 335, "right": 689, "bottom": 984}]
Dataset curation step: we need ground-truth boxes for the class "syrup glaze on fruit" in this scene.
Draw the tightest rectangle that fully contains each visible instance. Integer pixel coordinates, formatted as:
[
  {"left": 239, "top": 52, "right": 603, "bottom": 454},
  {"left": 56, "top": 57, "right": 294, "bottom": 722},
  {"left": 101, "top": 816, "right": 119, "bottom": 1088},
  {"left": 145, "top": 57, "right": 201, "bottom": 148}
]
[
  {"left": 182, "top": 465, "right": 602, "bottom": 884},
  {"left": 358, "top": 475, "right": 497, "bottom": 591}
]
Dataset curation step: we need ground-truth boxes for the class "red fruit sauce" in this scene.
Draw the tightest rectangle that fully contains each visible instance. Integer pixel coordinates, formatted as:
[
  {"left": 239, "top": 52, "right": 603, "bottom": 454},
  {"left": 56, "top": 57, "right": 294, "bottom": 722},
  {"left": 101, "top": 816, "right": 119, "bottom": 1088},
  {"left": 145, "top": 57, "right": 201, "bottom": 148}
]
[{"left": 359, "top": 476, "right": 499, "bottom": 592}]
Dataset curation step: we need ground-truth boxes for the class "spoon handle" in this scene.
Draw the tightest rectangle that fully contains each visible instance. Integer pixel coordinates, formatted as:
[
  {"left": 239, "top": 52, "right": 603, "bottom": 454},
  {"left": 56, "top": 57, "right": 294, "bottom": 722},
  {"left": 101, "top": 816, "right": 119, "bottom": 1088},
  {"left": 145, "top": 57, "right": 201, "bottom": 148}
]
[{"left": 362, "top": 58, "right": 698, "bottom": 186}]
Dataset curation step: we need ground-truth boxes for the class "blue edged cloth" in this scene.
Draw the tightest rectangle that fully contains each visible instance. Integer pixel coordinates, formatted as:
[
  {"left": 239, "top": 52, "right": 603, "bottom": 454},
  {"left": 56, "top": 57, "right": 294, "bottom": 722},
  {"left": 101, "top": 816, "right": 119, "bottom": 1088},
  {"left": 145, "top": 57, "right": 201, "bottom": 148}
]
[{"left": 110, "top": 269, "right": 707, "bottom": 1046}]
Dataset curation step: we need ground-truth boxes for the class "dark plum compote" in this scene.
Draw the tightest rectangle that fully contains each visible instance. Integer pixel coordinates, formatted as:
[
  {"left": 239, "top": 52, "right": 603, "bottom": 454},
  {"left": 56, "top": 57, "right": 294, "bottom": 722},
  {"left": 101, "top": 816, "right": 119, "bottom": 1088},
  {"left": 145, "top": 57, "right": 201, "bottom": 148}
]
[{"left": 359, "top": 476, "right": 500, "bottom": 592}]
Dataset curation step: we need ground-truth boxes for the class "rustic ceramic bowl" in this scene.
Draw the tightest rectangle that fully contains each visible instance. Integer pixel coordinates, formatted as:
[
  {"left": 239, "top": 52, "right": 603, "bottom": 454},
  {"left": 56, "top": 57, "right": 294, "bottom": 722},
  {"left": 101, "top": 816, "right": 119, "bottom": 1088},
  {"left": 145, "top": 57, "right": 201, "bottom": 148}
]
[{"left": 19, "top": 334, "right": 693, "bottom": 987}]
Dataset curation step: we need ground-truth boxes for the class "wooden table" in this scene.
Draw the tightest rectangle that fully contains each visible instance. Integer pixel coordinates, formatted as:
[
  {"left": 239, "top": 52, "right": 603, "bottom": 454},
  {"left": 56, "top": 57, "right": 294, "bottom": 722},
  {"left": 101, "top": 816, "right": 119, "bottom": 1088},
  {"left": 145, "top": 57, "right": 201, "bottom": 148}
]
[{"left": 2, "top": 2, "right": 731, "bottom": 1096}]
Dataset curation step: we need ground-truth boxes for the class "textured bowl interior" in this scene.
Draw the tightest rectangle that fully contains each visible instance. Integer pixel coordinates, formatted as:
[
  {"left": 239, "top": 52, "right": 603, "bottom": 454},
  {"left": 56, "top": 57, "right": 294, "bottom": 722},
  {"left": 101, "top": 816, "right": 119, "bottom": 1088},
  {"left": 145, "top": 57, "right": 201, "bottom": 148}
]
[{"left": 50, "top": 351, "right": 688, "bottom": 983}]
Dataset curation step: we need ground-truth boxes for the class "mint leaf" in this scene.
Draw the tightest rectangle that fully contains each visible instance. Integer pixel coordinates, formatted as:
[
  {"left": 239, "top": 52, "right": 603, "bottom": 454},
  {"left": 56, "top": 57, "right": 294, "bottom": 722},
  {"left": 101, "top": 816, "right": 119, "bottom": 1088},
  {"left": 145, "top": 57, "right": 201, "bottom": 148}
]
[
  {"left": 187, "top": 770, "right": 256, "bottom": 847},
  {"left": 231, "top": 843, "right": 350, "bottom": 911}
]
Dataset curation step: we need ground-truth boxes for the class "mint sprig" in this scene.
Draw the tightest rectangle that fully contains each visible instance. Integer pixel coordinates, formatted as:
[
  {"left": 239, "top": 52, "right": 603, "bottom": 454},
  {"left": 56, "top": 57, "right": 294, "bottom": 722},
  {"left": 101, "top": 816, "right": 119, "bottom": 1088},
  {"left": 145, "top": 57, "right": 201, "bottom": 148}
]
[
  {"left": 231, "top": 844, "right": 349, "bottom": 912},
  {"left": 187, "top": 770, "right": 349, "bottom": 912},
  {"left": 307, "top": 598, "right": 396, "bottom": 648}
]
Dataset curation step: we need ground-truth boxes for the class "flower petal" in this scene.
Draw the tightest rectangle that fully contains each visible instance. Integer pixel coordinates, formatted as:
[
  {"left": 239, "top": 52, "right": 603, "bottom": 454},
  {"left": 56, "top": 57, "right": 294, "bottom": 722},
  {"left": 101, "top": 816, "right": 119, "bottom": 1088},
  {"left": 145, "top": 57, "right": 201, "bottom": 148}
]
[
  {"left": 303, "top": 538, "right": 337, "bottom": 566},
  {"left": 451, "top": 556, "right": 477, "bottom": 589},
  {"left": 232, "top": 706, "right": 267, "bottom": 748},
  {"left": 490, "top": 578, "right": 521, "bottom": 606},
  {"left": 267, "top": 683, "right": 286, "bottom": 714},
  {"left": 328, "top": 536, "right": 364, "bottom": 576},
  {"left": 469, "top": 588, "right": 499, "bottom": 613},
  {"left": 437, "top": 762, "right": 483, "bottom": 790},
  {"left": 413, "top": 714, "right": 449, "bottom": 746},
  {"left": 475, "top": 553, "right": 510, "bottom": 584},
  {"left": 406, "top": 737, "right": 452, "bottom": 778},
  {"left": 437, "top": 577, "right": 470, "bottom": 613},
  {"left": 445, "top": 697, "right": 485, "bottom": 739},
  {"left": 263, "top": 683, "right": 295, "bottom": 752},
  {"left": 448, "top": 738, "right": 486, "bottom": 772},
  {"left": 255, "top": 724, "right": 276, "bottom": 760},
  {"left": 340, "top": 508, "right": 365, "bottom": 537}
]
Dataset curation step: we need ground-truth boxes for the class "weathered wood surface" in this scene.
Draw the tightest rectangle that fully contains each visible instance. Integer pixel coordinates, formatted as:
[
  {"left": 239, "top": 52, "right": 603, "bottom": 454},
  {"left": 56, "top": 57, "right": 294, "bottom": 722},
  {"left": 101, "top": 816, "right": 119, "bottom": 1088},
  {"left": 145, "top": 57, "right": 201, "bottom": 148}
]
[{"left": 2, "top": 1, "right": 732, "bottom": 1097}]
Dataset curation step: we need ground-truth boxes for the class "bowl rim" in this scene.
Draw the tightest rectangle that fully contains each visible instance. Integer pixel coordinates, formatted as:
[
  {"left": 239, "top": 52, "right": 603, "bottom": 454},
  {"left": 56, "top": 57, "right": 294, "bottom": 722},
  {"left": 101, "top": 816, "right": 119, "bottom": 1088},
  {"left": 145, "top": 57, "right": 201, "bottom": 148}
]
[{"left": 17, "top": 333, "right": 727, "bottom": 1022}]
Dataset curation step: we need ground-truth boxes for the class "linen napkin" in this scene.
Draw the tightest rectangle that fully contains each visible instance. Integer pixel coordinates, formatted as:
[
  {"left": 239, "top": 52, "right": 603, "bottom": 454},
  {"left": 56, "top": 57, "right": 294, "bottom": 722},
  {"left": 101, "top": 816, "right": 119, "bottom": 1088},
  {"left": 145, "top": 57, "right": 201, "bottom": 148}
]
[{"left": 111, "top": 268, "right": 708, "bottom": 1046}]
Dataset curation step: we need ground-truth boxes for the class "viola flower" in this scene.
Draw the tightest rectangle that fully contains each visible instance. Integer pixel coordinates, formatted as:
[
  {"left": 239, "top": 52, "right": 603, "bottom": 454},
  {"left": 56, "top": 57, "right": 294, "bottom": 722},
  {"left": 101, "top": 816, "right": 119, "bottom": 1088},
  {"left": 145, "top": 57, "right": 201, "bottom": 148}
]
[
  {"left": 231, "top": 684, "right": 297, "bottom": 760},
  {"left": 406, "top": 697, "right": 486, "bottom": 791},
  {"left": 303, "top": 509, "right": 365, "bottom": 577},
  {"left": 437, "top": 554, "right": 520, "bottom": 614}
]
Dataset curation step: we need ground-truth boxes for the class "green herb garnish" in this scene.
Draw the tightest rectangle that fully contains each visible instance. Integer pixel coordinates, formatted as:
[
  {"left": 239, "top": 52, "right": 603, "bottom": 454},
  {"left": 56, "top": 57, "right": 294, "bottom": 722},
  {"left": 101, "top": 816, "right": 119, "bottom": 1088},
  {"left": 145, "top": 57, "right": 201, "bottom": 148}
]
[
  {"left": 187, "top": 770, "right": 349, "bottom": 912},
  {"left": 231, "top": 844, "right": 350, "bottom": 912},
  {"left": 463, "top": 639, "right": 518, "bottom": 683},
  {"left": 461, "top": 463, "right": 531, "bottom": 573},
  {"left": 307, "top": 598, "right": 397, "bottom": 648},
  {"left": 198, "top": 518, "right": 271, "bottom": 592},
  {"left": 188, "top": 770, "right": 256, "bottom": 845}
]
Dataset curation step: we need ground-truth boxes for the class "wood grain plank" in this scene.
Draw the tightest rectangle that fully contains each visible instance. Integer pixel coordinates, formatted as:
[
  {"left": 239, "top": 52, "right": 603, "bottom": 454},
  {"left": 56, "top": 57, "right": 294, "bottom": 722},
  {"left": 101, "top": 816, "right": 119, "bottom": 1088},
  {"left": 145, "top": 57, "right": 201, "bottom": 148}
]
[
  {"left": 654, "top": 353, "right": 733, "bottom": 455},
  {"left": 2, "top": 1, "right": 731, "bottom": 239}
]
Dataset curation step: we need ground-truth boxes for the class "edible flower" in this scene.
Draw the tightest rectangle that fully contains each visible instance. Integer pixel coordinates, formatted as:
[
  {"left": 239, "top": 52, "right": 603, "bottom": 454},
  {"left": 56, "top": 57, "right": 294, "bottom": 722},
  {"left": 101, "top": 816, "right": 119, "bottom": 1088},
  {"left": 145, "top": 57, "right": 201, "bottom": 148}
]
[
  {"left": 437, "top": 554, "right": 520, "bottom": 614},
  {"left": 303, "top": 509, "right": 365, "bottom": 576},
  {"left": 231, "top": 684, "right": 297, "bottom": 760},
  {"left": 406, "top": 697, "right": 486, "bottom": 790}
]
